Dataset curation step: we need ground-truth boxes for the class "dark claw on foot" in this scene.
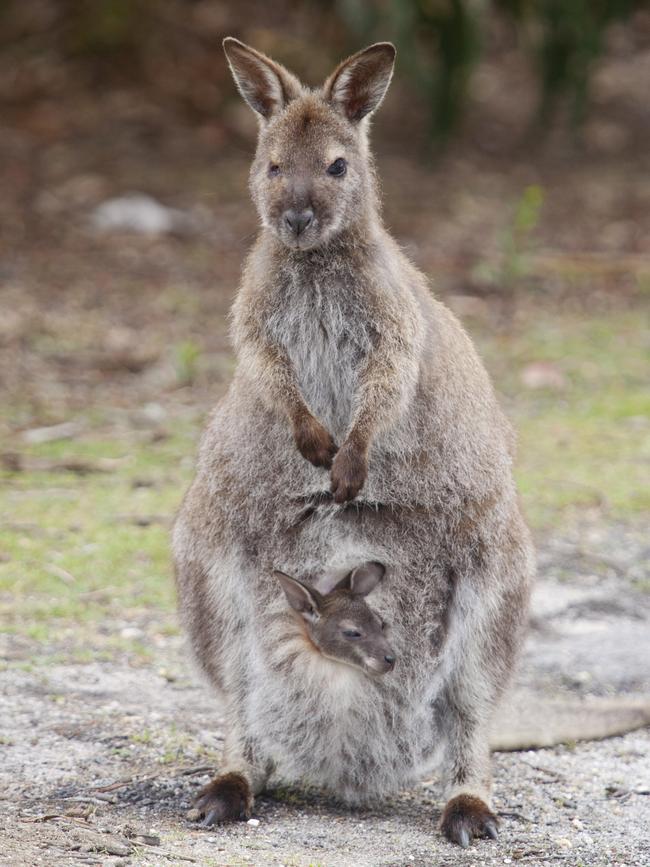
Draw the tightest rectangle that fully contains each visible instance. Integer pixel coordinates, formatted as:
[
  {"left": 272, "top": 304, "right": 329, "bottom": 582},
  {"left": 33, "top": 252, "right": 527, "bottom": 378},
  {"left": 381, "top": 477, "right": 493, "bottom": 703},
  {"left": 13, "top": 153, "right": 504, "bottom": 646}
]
[
  {"left": 193, "top": 772, "right": 253, "bottom": 826},
  {"left": 202, "top": 808, "right": 222, "bottom": 827},
  {"left": 330, "top": 442, "right": 367, "bottom": 504},
  {"left": 440, "top": 794, "right": 500, "bottom": 847}
]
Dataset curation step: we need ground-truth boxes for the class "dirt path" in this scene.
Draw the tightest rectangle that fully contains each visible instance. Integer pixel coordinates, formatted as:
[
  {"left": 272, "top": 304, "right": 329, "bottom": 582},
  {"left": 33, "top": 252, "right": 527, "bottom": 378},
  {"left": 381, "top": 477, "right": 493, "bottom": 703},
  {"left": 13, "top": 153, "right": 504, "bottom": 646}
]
[{"left": 1, "top": 526, "right": 649, "bottom": 866}]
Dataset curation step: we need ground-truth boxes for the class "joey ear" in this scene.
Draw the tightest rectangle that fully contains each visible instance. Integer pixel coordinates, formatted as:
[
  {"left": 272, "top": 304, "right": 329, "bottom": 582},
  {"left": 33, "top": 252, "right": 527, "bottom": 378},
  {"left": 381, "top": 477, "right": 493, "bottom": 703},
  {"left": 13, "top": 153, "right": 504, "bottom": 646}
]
[
  {"left": 324, "top": 42, "right": 396, "bottom": 123},
  {"left": 223, "top": 37, "right": 303, "bottom": 121},
  {"left": 273, "top": 571, "right": 322, "bottom": 622},
  {"left": 347, "top": 561, "right": 386, "bottom": 596}
]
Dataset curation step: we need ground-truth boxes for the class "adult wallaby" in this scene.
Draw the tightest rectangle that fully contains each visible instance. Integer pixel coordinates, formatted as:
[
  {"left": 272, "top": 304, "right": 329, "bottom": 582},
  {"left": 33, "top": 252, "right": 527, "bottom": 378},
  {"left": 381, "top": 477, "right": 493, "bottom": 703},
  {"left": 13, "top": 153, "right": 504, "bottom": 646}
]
[{"left": 173, "top": 37, "right": 534, "bottom": 848}]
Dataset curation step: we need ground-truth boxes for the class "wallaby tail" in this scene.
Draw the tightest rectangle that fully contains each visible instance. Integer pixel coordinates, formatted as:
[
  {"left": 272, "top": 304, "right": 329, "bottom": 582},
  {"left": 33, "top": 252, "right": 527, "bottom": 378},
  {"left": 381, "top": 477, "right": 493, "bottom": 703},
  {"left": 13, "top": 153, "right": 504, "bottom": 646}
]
[{"left": 490, "top": 691, "right": 650, "bottom": 751}]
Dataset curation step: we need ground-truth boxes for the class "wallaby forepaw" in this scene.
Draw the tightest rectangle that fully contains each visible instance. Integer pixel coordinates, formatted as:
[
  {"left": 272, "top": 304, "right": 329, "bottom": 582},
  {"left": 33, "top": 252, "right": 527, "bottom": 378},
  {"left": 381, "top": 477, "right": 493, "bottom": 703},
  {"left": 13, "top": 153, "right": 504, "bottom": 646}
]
[
  {"left": 193, "top": 772, "right": 253, "bottom": 826},
  {"left": 330, "top": 442, "right": 368, "bottom": 503},
  {"left": 293, "top": 414, "right": 337, "bottom": 469},
  {"left": 439, "top": 794, "right": 499, "bottom": 847}
]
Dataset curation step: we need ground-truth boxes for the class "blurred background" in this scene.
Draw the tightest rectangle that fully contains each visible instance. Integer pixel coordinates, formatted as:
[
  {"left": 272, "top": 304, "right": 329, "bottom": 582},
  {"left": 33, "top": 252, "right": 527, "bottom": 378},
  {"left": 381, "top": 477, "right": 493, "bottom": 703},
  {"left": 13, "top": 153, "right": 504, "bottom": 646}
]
[{"left": 1, "top": 1, "right": 648, "bottom": 649}]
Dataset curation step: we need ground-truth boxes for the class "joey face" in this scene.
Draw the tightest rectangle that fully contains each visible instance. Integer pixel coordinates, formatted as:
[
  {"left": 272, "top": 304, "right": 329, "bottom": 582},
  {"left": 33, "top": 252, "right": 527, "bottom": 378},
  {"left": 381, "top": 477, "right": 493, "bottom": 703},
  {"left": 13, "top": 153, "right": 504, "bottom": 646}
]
[
  {"left": 310, "top": 592, "right": 396, "bottom": 676},
  {"left": 274, "top": 562, "right": 396, "bottom": 677},
  {"left": 223, "top": 38, "right": 396, "bottom": 251}
]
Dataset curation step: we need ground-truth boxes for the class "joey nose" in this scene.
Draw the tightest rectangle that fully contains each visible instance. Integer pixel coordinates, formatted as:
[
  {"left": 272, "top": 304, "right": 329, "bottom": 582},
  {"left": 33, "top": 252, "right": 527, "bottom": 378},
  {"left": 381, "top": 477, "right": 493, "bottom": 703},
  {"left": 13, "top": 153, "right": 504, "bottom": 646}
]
[{"left": 284, "top": 208, "right": 313, "bottom": 237}]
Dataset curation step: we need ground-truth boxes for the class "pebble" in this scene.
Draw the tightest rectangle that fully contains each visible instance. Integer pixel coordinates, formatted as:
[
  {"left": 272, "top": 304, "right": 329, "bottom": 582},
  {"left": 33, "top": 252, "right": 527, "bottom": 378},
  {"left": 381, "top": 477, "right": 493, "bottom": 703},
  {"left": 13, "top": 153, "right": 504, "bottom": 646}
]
[
  {"left": 91, "top": 193, "right": 198, "bottom": 236},
  {"left": 247, "top": 818, "right": 260, "bottom": 827},
  {"left": 120, "top": 626, "right": 144, "bottom": 639}
]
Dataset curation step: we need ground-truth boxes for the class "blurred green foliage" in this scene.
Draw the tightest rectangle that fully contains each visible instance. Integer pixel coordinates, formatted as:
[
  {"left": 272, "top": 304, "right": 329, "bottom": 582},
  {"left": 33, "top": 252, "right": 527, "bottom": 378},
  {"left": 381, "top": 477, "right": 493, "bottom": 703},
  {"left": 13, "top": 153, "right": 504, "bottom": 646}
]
[
  {"left": 474, "top": 184, "right": 545, "bottom": 291},
  {"left": 338, "top": 0, "right": 481, "bottom": 138},
  {"left": 173, "top": 339, "right": 202, "bottom": 387},
  {"left": 338, "top": 0, "right": 643, "bottom": 138},
  {"left": 497, "top": 0, "right": 642, "bottom": 126}
]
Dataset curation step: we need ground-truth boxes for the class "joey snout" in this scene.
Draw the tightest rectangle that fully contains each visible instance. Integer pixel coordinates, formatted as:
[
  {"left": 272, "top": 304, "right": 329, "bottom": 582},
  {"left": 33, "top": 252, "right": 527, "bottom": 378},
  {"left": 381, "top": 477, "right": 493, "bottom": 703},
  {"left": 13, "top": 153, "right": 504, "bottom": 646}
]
[{"left": 362, "top": 648, "right": 396, "bottom": 676}]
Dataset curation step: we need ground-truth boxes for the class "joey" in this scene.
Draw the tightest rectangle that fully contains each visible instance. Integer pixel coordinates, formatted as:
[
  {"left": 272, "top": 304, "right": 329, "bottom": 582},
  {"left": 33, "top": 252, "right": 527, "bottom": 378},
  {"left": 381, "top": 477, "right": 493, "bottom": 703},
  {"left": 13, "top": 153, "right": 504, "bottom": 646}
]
[{"left": 274, "top": 561, "right": 395, "bottom": 676}]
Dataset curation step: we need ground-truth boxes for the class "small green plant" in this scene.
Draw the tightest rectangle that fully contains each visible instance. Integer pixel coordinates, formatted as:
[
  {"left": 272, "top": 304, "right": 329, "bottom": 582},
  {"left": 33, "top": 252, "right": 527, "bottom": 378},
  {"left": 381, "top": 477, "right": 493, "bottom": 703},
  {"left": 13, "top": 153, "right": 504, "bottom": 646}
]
[
  {"left": 173, "top": 339, "right": 202, "bottom": 386},
  {"left": 474, "top": 184, "right": 544, "bottom": 291}
]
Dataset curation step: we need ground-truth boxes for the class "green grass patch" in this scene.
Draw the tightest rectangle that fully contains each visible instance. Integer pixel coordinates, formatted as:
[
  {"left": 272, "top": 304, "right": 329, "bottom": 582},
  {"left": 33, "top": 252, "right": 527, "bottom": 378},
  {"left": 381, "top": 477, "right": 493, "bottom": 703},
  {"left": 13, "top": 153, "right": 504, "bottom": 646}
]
[
  {"left": 475, "top": 309, "right": 649, "bottom": 527},
  {"left": 0, "top": 425, "right": 197, "bottom": 646},
  {"left": 1, "top": 306, "right": 648, "bottom": 644}
]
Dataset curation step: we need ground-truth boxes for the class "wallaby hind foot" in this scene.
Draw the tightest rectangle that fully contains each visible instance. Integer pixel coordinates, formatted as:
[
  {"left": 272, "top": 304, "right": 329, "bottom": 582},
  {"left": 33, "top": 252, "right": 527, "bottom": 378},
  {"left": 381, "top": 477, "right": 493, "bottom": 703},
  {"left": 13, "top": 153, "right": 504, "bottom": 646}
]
[
  {"left": 439, "top": 794, "right": 499, "bottom": 848},
  {"left": 194, "top": 772, "right": 253, "bottom": 826}
]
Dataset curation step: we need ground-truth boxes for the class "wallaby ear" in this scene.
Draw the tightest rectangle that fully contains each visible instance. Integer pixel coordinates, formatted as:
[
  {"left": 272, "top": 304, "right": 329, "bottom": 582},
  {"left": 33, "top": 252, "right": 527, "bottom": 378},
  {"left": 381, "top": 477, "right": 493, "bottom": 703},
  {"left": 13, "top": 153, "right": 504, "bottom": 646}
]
[
  {"left": 324, "top": 42, "right": 396, "bottom": 123},
  {"left": 223, "top": 37, "right": 303, "bottom": 121},
  {"left": 274, "top": 571, "right": 322, "bottom": 622},
  {"left": 347, "top": 562, "right": 386, "bottom": 596}
]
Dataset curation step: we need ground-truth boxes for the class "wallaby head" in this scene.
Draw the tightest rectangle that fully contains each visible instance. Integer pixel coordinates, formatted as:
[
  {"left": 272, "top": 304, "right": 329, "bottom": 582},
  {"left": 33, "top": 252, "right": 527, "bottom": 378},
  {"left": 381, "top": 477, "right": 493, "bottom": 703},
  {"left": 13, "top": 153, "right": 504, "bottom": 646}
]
[
  {"left": 223, "top": 37, "right": 396, "bottom": 251},
  {"left": 273, "top": 562, "right": 396, "bottom": 676}
]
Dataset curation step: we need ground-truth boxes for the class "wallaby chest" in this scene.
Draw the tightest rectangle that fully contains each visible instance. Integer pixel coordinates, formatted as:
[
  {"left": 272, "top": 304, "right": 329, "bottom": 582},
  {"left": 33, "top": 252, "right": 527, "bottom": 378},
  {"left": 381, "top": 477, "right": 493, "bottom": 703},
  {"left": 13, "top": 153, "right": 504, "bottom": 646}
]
[{"left": 267, "top": 272, "right": 375, "bottom": 439}]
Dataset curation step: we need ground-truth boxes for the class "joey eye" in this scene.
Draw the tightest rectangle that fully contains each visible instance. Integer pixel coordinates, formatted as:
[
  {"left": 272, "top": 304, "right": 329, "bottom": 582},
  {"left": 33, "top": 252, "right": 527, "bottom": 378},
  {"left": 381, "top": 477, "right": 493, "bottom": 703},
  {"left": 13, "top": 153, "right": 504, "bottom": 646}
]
[
  {"left": 327, "top": 158, "right": 347, "bottom": 177},
  {"left": 268, "top": 163, "right": 281, "bottom": 177},
  {"left": 342, "top": 628, "right": 362, "bottom": 639}
]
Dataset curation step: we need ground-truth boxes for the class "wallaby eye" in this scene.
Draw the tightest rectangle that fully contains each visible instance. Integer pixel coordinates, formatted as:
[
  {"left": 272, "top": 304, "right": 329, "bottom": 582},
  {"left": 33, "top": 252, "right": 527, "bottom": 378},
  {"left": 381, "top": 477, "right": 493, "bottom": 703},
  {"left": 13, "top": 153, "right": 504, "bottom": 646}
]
[
  {"left": 268, "top": 163, "right": 281, "bottom": 177},
  {"left": 342, "top": 628, "right": 362, "bottom": 639},
  {"left": 327, "top": 158, "right": 347, "bottom": 177}
]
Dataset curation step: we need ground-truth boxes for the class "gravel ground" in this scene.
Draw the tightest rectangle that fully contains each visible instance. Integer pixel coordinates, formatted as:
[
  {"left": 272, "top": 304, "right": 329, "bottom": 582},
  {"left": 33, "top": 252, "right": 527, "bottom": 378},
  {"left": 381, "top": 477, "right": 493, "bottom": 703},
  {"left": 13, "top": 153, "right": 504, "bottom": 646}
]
[{"left": 1, "top": 525, "right": 649, "bottom": 867}]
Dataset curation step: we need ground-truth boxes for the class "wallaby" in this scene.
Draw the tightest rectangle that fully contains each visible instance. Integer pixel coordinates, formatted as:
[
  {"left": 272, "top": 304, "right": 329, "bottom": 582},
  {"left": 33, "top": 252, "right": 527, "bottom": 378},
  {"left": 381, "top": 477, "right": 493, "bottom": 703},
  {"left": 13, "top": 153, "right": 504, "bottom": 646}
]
[
  {"left": 173, "top": 37, "right": 534, "bottom": 847},
  {"left": 274, "top": 561, "right": 396, "bottom": 677}
]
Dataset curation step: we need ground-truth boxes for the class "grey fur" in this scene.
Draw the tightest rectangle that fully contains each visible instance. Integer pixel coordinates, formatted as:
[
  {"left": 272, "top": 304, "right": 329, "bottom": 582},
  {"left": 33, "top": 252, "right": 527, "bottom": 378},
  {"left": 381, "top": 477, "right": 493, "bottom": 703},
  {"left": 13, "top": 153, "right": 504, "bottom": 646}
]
[{"left": 173, "top": 39, "right": 534, "bottom": 840}]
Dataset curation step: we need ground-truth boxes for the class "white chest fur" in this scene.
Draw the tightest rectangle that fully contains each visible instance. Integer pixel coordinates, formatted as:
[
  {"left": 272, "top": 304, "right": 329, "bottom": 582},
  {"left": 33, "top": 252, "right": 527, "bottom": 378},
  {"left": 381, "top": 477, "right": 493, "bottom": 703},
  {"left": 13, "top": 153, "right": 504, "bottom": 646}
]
[{"left": 268, "top": 277, "right": 373, "bottom": 440}]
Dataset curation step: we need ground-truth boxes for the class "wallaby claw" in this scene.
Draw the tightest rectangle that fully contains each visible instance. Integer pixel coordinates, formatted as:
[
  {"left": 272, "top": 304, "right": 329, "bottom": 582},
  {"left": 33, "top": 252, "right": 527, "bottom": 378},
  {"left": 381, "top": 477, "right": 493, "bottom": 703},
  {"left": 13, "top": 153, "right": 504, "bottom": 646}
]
[
  {"left": 293, "top": 414, "right": 337, "bottom": 469},
  {"left": 439, "top": 794, "right": 500, "bottom": 847},
  {"left": 202, "top": 808, "right": 222, "bottom": 827},
  {"left": 330, "top": 442, "right": 367, "bottom": 503},
  {"left": 193, "top": 772, "right": 253, "bottom": 826}
]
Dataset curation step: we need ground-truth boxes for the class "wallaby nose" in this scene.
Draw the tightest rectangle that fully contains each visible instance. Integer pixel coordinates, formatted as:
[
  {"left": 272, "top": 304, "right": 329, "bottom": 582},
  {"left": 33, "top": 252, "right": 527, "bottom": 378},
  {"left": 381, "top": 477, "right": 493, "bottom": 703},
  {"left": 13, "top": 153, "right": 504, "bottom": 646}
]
[{"left": 284, "top": 208, "right": 314, "bottom": 237}]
